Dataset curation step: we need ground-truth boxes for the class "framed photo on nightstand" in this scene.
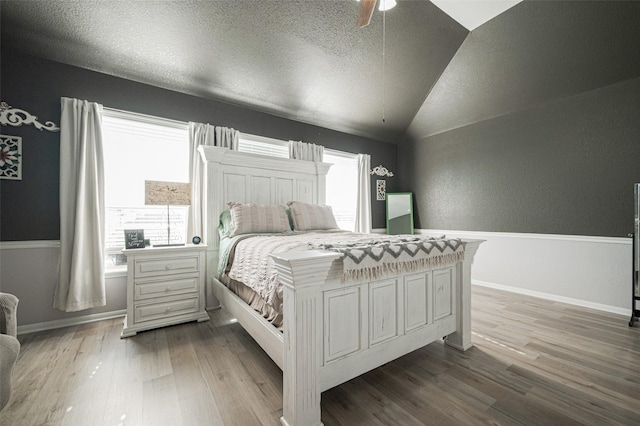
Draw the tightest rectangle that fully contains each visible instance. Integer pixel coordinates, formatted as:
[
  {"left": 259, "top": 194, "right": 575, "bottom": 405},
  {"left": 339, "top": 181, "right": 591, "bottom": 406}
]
[{"left": 124, "top": 229, "right": 145, "bottom": 249}]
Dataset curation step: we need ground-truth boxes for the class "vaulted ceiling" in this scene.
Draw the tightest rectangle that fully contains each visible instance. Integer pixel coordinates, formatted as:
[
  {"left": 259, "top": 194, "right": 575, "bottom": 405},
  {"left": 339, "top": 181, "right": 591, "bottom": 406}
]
[
  {"left": 408, "top": 0, "right": 640, "bottom": 140},
  {"left": 1, "top": 0, "right": 469, "bottom": 143},
  {"left": 2, "top": 1, "right": 639, "bottom": 145}
]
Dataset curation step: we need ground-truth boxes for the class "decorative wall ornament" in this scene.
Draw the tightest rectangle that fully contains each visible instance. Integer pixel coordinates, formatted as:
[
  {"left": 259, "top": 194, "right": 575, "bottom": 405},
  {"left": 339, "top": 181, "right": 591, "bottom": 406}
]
[
  {"left": 370, "top": 164, "right": 394, "bottom": 177},
  {"left": 0, "top": 101, "right": 60, "bottom": 132},
  {"left": 0, "top": 134, "right": 23, "bottom": 180},
  {"left": 376, "top": 179, "right": 386, "bottom": 201}
]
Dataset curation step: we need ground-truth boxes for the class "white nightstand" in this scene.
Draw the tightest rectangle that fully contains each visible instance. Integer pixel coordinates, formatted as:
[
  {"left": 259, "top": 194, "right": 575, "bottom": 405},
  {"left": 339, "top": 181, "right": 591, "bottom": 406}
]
[{"left": 120, "top": 244, "right": 210, "bottom": 338}]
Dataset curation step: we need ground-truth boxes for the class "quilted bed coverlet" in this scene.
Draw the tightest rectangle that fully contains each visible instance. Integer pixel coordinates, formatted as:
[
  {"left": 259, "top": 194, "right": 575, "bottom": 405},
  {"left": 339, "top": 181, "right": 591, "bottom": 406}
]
[{"left": 225, "top": 232, "right": 465, "bottom": 311}]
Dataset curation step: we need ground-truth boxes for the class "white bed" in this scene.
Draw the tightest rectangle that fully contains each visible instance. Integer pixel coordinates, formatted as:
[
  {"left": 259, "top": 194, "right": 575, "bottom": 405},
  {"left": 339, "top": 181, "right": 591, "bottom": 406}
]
[{"left": 198, "top": 146, "right": 483, "bottom": 426}]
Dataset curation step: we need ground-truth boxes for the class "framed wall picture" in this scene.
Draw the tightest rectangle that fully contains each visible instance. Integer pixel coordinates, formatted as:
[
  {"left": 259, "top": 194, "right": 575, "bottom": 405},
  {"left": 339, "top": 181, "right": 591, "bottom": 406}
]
[
  {"left": 0, "top": 134, "right": 22, "bottom": 180},
  {"left": 376, "top": 179, "right": 386, "bottom": 201}
]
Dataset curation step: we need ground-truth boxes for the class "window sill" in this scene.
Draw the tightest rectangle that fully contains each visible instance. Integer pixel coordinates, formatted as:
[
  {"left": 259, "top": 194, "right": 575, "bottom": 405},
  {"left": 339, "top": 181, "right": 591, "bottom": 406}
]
[{"left": 105, "top": 266, "right": 127, "bottom": 279}]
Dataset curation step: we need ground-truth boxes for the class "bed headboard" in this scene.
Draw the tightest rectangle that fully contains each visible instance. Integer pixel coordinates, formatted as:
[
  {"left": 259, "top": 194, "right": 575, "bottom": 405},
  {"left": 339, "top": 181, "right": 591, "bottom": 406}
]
[{"left": 198, "top": 146, "right": 332, "bottom": 289}]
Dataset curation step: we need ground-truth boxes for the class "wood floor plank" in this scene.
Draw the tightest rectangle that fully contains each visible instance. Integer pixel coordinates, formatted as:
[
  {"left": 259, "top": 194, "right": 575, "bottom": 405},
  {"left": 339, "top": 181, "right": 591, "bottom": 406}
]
[
  {"left": 189, "top": 320, "right": 267, "bottom": 425},
  {"left": 3, "top": 286, "right": 640, "bottom": 425},
  {"left": 165, "top": 324, "right": 210, "bottom": 400},
  {"left": 142, "top": 373, "right": 183, "bottom": 426},
  {"left": 179, "top": 390, "right": 225, "bottom": 425},
  {"left": 357, "top": 364, "right": 466, "bottom": 425},
  {"left": 321, "top": 381, "right": 387, "bottom": 426}
]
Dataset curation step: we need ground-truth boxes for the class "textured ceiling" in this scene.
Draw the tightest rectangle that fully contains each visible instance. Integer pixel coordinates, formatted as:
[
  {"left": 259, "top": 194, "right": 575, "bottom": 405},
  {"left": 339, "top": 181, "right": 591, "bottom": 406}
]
[
  {"left": 8, "top": 1, "right": 633, "bottom": 147},
  {"left": 408, "top": 1, "right": 640, "bottom": 139},
  {"left": 0, "top": 0, "right": 468, "bottom": 144},
  {"left": 431, "top": 0, "right": 522, "bottom": 31}
]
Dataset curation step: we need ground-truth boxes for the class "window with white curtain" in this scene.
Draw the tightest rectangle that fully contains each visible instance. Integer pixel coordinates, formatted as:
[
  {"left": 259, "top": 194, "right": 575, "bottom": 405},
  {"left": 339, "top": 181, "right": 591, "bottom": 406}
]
[
  {"left": 238, "top": 134, "right": 359, "bottom": 231},
  {"left": 323, "top": 149, "right": 358, "bottom": 231},
  {"left": 101, "top": 109, "right": 190, "bottom": 269}
]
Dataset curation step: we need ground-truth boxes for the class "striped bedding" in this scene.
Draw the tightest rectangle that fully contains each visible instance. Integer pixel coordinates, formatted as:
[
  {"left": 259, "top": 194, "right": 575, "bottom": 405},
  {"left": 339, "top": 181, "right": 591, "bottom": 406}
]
[{"left": 218, "top": 231, "right": 464, "bottom": 327}]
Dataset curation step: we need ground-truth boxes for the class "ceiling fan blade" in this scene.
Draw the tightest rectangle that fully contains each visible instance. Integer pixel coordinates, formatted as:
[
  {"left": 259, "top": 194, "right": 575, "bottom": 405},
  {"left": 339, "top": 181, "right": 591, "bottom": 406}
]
[{"left": 357, "top": 0, "right": 376, "bottom": 28}]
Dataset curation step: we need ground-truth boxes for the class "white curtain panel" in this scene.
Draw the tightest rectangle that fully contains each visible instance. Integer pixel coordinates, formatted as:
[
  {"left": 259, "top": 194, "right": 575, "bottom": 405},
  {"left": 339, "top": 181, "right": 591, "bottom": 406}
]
[
  {"left": 188, "top": 122, "right": 215, "bottom": 240},
  {"left": 288, "top": 140, "right": 324, "bottom": 161},
  {"left": 54, "top": 97, "right": 106, "bottom": 312},
  {"left": 188, "top": 123, "right": 240, "bottom": 240},
  {"left": 355, "top": 153, "right": 372, "bottom": 234},
  {"left": 215, "top": 126, "right": 239, "bottom": 150}
]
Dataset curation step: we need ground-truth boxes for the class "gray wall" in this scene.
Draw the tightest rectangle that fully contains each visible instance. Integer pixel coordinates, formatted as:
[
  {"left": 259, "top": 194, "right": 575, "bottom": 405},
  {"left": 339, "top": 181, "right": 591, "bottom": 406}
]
[
  {"left": 0, "top": 49, "right": 398, "bottom": 241},
  {"left": 401, "top": 77, "right": 640, "bottom": 237},
  {"left": 0, "top": 49, "right": 397, "bottom": 327},
  {"left": 401, "top": 1, "right": 640, "bottom": 238}
]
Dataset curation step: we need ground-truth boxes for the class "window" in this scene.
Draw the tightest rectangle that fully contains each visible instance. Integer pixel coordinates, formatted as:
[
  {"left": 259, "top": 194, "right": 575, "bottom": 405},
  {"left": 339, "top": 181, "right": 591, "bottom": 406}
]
[
  {"left": 238, "top": 134, "right": 359, "bottom": 231},
  {"left": 238, "top": 133, "right": 289, "bottom": 158},
  {"left": 324, "top": 149, "right": 358, "bottom": 231},
  {"left": 102, "top": 109, "right": 189, "bottom": 269}
]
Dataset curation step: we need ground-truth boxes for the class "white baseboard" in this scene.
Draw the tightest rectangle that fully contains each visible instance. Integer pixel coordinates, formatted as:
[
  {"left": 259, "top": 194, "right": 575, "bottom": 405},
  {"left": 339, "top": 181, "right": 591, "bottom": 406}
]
[
  {"left": 17, "top": 309, "right": 126, "bottom": 335},
  {"left": 473, "top": 280, "right": 631, "bottom": 317}
]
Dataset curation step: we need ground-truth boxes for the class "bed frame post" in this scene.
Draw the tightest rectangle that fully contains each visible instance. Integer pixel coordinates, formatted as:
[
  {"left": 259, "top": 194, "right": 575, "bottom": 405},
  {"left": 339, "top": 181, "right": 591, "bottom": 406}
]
[
  {"left": 272, "top": 250, "right": 342, "bottom": 426},
  {"left": 444, "top": 239, "right": 483, "bottom": 351},
  {"left": 198, "top": 146, "right": 230, "bottom": 308}
]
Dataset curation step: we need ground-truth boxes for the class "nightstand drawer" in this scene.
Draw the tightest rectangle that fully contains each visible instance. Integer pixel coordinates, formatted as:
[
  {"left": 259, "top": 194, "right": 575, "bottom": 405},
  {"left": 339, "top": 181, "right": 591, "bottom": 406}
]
[
  {"left": 121, "top": 244, "right": 209, "bottom": 338},
  {"left": 134, "top": 256, "right": 199, "bottom": 278},
  {"left": 134, "top": 297, "right": 199, "bottom": 323},
  {"left": 134, "top": 276, "right": 199, "bottom": 300}
]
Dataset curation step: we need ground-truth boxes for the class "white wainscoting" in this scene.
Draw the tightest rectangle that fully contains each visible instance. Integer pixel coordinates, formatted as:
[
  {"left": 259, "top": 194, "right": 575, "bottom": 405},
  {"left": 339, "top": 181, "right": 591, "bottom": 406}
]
[
  {"left": 0, "top": 241, "right": 127, "bottom": 334},
  {"left": 417, "top": 229, "right": 632, "bottom": 316},
  {"left": 1, "top": 232, "right": 632, "bottom": 332}
]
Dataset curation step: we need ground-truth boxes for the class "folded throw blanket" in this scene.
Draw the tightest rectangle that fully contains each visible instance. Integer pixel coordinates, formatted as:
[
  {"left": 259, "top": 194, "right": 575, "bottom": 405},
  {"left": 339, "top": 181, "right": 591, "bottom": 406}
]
[{"left": 310, "top": 234, "right": 465, "bottom": 282}]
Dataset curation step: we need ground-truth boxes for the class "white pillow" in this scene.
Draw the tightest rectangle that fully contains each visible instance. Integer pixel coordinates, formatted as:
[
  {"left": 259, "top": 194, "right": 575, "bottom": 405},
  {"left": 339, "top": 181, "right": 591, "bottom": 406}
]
[
  {"left": 226, "top": 202, "right": 291, "bottom": 237},
  {"left": 287, "top": 201, "right": 339, "bottom": 231}
]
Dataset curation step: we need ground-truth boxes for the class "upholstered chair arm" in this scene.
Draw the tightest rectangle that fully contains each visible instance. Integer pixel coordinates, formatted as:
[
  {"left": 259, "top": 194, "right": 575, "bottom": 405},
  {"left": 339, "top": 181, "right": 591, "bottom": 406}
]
[
  {"left": 0, "top": 333, "right": 20, "bottom": 411},
  {"left": 0, "top": 293, "right": 20, "bottom": 412},
  {"left": 0, "top": 293, "right": 19, "bottom": 337}
]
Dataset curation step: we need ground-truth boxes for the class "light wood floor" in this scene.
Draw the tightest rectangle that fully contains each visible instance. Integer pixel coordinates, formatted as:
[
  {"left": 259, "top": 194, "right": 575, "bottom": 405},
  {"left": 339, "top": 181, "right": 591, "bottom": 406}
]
[{"left": 2, "top": 286, "right": 640, "bottom": 425}]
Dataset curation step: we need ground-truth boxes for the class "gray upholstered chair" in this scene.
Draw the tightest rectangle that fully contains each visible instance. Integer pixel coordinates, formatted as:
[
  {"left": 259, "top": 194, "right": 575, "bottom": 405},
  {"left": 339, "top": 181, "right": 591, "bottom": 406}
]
[{"left": 0, "top": 292, "right": 20, "bottom": 412}]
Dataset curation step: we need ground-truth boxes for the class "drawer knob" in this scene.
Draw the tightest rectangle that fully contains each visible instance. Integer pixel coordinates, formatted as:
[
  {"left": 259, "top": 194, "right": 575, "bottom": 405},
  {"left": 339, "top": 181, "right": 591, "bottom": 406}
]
[
  {"left": 165, "top": 264, "right": 173, "bottom": 270},
  {"left": 165, "top": 286, "right": 172, "bottom": 292},
  {"left": 165, "top": 307, "right": 172, "bottom": 313}
]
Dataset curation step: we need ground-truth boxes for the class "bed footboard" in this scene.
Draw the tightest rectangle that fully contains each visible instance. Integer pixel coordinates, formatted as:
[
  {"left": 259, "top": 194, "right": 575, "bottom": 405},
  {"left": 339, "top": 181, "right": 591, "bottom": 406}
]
[{"left": 272, "top": 240, "right": 483, "bottom": 426}]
